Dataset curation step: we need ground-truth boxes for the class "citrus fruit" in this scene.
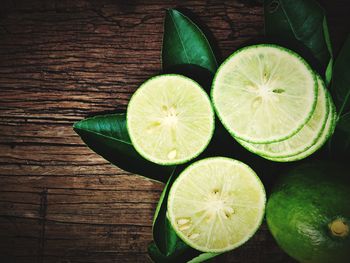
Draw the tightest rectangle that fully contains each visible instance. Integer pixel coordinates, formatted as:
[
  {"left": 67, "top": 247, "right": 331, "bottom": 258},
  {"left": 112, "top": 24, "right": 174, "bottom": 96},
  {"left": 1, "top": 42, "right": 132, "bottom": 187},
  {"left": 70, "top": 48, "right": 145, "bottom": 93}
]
[
  {"left": 238, "top": 76, "right": 329, "bottom": 160},
  {"left": 127, "top": 74, "right": 214, "bottom": 165},
  {"left": 266, "top": 162, "right": 350, "bottom": 263},
  {"left": 212, "top": 44, "right": 317, "bottom": 143},
  {"left": 267, "top": 94, "right": 337, "bottom": 162},
  {"left": 167, "top": 157, "right": 266, "bottom": 252}
]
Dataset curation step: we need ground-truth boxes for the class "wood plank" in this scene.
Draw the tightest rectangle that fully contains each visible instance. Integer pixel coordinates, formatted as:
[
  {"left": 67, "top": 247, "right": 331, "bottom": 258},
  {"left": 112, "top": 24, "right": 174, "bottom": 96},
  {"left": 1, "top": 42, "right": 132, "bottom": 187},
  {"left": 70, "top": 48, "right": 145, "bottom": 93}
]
[{"left": 0, "top": 0, "right": 349, "bottom": 262}]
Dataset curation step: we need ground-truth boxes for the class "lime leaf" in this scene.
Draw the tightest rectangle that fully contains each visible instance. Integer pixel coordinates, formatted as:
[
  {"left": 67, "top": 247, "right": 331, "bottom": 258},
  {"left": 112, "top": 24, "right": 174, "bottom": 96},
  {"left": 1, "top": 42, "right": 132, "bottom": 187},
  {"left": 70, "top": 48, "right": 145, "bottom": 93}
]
[
  {"left": 187, "top": 252, "right": 220, "bottom": 263},
  {"left": 162, "top": 9, "right": 218, "bottom": 74},
  {"left": 329, "top": 34, "right": 350, "bottom": 157},
  {"left": 152, "top": 170, "right": 179, "bottom": 255},
  {"left": 151, "top": 168, "right": 220, "bottom": 262},
  {"left": 264, "top": 0, "right": 333, "bottom": 84},
  {"left": 337, "top": 112, "right": 350, "bottom": 133},
  {"left": 147, "top": 241, "right": 188, "bottom": 263},
  {"left": 148, "top": 242, "right": 218, "bottom": 263},
  {"left": 332, "top": 34, "right": 350, "bottom": 116},
  {"left": 73, "top": 113, "right": 174, "bottom": 183}
]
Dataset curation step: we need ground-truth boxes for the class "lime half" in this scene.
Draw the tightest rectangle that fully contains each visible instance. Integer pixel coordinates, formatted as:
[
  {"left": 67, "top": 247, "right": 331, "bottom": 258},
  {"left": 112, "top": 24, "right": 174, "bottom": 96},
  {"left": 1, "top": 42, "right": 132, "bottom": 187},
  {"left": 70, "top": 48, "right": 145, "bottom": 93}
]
[
  {"left": 212, "top": 44, "right": 317, "bottom": 143},
  {"left": 168, "top": 157, "right": 266, "bottom": 252},
  {"left": 238, "top": 76, "right": 329, "bottom": 159},
  {"left": 268, "top": 95, "right": 337, "bottom": 162},
  {"left": 127, "top": 74, "right": 214, "bottom": 165}
]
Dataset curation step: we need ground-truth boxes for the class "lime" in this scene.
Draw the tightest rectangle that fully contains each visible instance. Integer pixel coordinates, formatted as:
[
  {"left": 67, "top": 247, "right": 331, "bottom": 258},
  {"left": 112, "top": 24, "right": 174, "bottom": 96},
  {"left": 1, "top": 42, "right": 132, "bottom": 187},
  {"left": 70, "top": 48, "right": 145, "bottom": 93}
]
[
  {"left": 238, "top": 76, "right": 329, "bottom": 160},
  {"left": 127, "top": 74, "right": 214, "bottom": 165},
  {"left": 266, "top": 162, "right": 350, "bottom": 263},
  {"left": 267, "top": 94, "right": 337, "bottom": 162},
  {"left": 212, "top": 44, "right": 317, "bottom": 143},
  {"left": 167, "top": 157, "right": 266, "bottom": 252}
]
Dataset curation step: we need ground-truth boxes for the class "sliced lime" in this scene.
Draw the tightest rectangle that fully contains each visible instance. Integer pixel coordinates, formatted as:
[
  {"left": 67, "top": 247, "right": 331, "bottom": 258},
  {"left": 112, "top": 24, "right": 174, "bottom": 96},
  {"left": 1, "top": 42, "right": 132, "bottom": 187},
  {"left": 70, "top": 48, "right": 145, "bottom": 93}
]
[
  {"left": 212, "top": 44, "right": 317, "bottom": 143},
  {"left": 267, "top": 95, "right": 337, "bottom": 162},
  {"left": 238, "top": 76, "right": 329, "bottom": 159},
  {"left": 127, "top": 74, "right": 214, "bottom": 165},
  {"left": 168, "top": 157, "right": 266, "bottom": 252}
]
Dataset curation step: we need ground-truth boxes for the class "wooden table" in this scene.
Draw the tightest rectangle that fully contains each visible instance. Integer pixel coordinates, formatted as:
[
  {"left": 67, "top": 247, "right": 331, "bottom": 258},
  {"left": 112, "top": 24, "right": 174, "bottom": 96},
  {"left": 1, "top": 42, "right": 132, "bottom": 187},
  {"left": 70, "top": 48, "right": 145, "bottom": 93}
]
[{"left": 0, "top": 0, "right": 348, "bottom": 262}]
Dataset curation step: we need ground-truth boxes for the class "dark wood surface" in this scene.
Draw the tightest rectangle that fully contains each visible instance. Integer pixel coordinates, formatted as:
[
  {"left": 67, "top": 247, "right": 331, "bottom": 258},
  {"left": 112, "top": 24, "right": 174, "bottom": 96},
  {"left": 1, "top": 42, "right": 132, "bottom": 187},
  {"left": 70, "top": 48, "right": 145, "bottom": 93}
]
[{"left": 0, "top": 1, "right": 349, "bottom": 262}]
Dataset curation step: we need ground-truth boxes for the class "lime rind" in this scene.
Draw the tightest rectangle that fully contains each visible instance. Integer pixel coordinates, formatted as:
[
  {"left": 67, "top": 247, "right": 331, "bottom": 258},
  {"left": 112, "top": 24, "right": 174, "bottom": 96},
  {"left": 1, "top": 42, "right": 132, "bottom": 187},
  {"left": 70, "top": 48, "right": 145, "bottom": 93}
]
[
  {"left": 268, "top": 94, "right": 337, "bottom": 162},
  {"left": 212, "top": 44, "right": 317, "bottom": 144},
  {"left": 127, "top": 74, "right": 215, "bottom": 165},
  {"left": 167, "top": 157, "right": 266, "bottom": 253},
  {"left": 238, "top": 76, "right": 329, "bottom": 159}
]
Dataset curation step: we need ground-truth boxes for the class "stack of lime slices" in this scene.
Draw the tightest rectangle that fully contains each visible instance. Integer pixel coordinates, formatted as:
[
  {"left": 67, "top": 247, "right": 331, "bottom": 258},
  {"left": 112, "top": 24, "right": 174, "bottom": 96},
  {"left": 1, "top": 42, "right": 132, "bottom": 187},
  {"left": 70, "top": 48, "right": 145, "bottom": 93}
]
[{"left": 212, "top": 44, "right": 336, "bottom": 162}]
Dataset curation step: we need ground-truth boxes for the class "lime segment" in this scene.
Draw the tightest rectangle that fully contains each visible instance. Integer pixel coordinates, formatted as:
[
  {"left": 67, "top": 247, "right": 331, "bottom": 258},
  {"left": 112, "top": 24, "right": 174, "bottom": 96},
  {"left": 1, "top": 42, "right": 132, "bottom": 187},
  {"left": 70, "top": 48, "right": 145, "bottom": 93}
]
[
  {"left": 127, "top": 74, "right": 214, "bottom": 165},
  {"left": 212, "top": 44, "right": 317, "bottom": 143},
  {"left": 168, "top": 157, "right": 266, "bottom": 252},
  {"left": 238, "top": 76, "right": 329, "bottom": 159}
]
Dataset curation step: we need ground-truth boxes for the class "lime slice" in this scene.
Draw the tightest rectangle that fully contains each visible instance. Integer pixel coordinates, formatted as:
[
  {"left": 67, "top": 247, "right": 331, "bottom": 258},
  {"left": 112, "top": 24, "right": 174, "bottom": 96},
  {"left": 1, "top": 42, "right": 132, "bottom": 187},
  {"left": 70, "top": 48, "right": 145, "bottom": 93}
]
[
  {"left": 127, "top": 74, "right": 214, "bottom": 165},
  {"left": 238, "top": 76, "right": 329, "bottom": 159},
  {"left": 212, "top": 44, "right": 317, "bottom": 143},
  {"left": 168, "top": 157, "right": 266, "bottom": 252},
  {"left": 267, "top": 95, "right": 337, "bottom": 162}
]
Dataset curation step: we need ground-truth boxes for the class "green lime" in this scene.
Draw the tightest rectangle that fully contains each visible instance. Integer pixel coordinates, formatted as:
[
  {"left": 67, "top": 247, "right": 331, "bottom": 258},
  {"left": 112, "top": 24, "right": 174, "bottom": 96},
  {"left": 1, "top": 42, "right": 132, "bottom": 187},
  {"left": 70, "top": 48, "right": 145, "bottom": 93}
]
[
  {"left": 238, "top": 76, "right": 329, "bottom": 160},
  {"left": 168, "top": 157, "right": 266, "bottom": 252},
  {"left": 267, "top": 94, "right": 337, "bottom": 162},
  {"left": 266, "top": 162, "right": 350, "bottom": 263},
  {"left": 212, "top": 44, "right": 317, "bottom": 143},
  {"left": 127, "top": 74, "right": 214, "bottom": 165}
]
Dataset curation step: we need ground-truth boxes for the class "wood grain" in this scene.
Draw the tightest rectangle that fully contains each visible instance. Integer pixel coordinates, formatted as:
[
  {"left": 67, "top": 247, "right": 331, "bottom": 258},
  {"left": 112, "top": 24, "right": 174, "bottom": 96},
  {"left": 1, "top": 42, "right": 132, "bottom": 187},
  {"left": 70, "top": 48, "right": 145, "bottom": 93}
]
[{"left": 0, "top": 0, "right": 349, "bottom": 262}]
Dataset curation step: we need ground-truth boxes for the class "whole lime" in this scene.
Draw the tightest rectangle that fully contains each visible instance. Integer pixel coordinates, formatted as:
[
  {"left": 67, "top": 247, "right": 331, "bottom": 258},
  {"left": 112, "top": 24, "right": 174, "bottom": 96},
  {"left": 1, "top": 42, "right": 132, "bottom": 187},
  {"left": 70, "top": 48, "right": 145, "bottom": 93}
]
[{"left": 266, "top": 162, "right": 350, "bottom": 263}]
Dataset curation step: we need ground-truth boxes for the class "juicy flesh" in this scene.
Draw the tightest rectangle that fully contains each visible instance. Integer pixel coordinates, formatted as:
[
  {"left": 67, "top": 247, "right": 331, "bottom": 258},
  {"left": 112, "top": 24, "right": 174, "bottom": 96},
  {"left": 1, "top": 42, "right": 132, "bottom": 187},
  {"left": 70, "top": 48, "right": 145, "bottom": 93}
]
[
  {"left": 240, "top": 78, "right": 328, "bottom": 158},
  {"left": 213, "top": 46, "right": 316, "bottom": 142},
  {"left": 128, "top": 76, "right": 213, "bottom": 164},
  {"left": 169, "top": 158, "right": 265, "bottom": 252}
]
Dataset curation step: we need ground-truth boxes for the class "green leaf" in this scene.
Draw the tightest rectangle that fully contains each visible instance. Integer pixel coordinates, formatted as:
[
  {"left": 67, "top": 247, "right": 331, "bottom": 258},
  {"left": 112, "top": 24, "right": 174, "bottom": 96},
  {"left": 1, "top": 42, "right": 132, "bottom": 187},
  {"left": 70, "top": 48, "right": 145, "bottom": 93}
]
[
  {"left": 329, "top": 34, "right": 350, "bottom": 157},
  {"left": 187, "top": 252, "right": 220, "bottom": 263},
  {"left": 148, "top": 242, "right": 218, "bottom": 263},
  {"left": 162, "top": 9, "right": 218, "bottom": 74},
  {"left": 73, "top": 113, "right": 174, "bottom": 183},
  {"left": 337, "top": 112, "right": 350, "bottom": 133},
  {"left": 152, "top": 170, "right": 179, "bottom": 255},
  {"left": 264, "top": 0, "right": 333, "bottom": 84},
  {"left": 150, "top": 169, "right": 220, "bottom": 262},
  {"left": 331, "top": 34, "right": 350, "bottom": 116}
]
